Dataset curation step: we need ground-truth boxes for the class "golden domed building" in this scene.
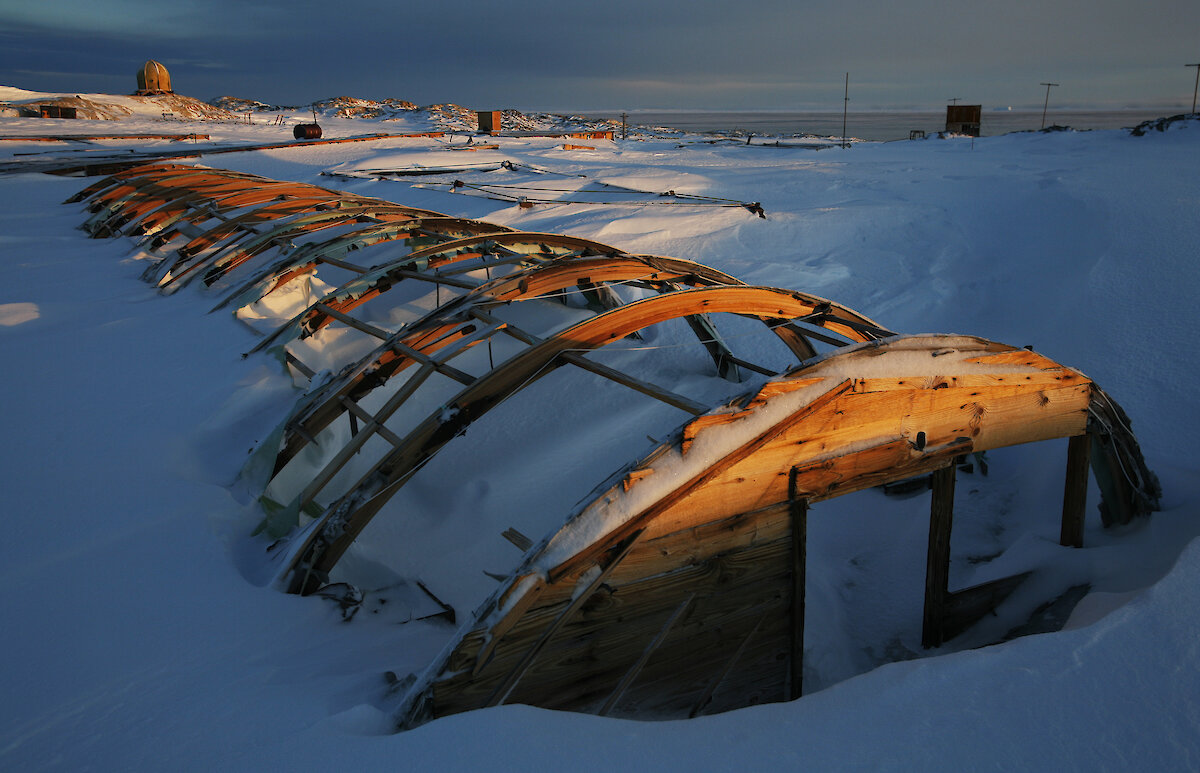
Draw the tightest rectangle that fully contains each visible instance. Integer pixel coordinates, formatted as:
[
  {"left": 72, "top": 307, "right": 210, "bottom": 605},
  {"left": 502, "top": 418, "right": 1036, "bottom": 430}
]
[{"left": 134, "top": 60, "right": 172, "bottom": 95}]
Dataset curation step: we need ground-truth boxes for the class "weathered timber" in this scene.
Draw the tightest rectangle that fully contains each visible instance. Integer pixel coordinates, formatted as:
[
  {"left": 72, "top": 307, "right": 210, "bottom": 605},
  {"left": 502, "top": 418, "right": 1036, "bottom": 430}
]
[
  {"left": 788, "top": 470, "right": 807, "bottom": 701},
  {"left": 923, "top": 464, "right": 956, "bottom": 649},
  {"left": 1061, "top": 433, "right": 1092, "bottom": 547},
  {"left": 941, "top": 572, "right": 1032, "bottom": 641},
  {"left": 598, "top": 593, "right": 695, "bottom": 716}
]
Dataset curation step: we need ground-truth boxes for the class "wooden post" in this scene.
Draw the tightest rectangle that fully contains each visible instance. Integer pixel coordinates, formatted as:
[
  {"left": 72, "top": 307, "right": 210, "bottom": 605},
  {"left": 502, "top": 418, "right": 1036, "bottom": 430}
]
[
  {"left": 788, "top": 467, "right": 808, "bottom": 700},
  {"left": 923, "top": 464, "right": 956, "bottom": 648},
  {"left": 1060, "top": 433, "right": 1091, "bottom": 548}
]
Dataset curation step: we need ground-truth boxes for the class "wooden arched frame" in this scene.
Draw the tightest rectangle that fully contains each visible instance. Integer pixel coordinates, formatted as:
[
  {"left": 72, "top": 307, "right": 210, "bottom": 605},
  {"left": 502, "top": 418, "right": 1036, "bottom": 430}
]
[
  {"left": 280, "top": 285, "right": 892, "bottom": 593},
  {"left": 265, "top": 253, "right": 886, "bottom": 482},
  {"left": 392, "top": 336, "right": 1160, "bottom": 726},
  {"left": 245, "top": 232, "right": 674, "bottom": 351}
]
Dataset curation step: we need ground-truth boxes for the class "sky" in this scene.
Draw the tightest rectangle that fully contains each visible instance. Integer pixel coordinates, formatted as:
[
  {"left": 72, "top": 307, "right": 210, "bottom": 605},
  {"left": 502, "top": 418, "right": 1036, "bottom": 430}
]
[{"left": 1, "top": 0, "right": 1198, "bottom": 113}]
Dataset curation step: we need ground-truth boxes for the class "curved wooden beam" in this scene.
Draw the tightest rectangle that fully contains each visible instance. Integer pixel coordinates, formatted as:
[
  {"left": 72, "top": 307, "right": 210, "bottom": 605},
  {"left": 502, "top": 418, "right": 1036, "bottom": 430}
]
[
  {"left": 397, "top": 335, "right": 1159, "bottom": 726},
  {"left": 264, "top": 254, "right": 774, "bottom": 474},
  {"left": 281, "top": 285, "right": 890, "bottom": 592}
]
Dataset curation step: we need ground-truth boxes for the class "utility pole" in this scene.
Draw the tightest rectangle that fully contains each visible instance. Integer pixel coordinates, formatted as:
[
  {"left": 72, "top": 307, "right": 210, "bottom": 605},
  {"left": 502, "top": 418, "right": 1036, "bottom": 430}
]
[
  {"left": 620, "top": 111, "right": 628, "bottom": 140},
  {"left": 842, "top": 72, "right": 849, "bottom": 149},
  {"left": 1040, "top": 82, "right": 1059, "bottom": 129},
  {"left": 1188, "top": 64, "right": 1200, "bottom": 114},
  {"left": 948, "top": 97, "right": 961, "bottom": 106}
]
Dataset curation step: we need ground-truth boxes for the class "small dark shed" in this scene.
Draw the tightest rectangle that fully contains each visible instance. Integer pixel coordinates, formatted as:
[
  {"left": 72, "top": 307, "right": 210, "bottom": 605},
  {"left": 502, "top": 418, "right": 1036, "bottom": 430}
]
[
  {"left": 135, "top": 60, "right": 173, "bottom": 95},
  {"left": 477, "top": 110, "right": 502, "bottom": 134},
  {"left": 946, "top": 105, "right": 981, "bottom": 136}
]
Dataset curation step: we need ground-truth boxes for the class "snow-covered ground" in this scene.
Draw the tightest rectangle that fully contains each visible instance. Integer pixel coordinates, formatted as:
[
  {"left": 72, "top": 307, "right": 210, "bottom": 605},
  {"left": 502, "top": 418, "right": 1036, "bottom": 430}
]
[{"left": 1, "top": 96, "right": 1198, "bottom": 771}]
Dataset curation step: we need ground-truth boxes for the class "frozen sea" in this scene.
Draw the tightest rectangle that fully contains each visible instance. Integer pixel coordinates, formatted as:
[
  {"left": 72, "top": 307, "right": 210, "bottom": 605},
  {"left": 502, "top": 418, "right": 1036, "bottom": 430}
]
[{"left": 585, "top": 109, "right": 1183, "bottom": 140}]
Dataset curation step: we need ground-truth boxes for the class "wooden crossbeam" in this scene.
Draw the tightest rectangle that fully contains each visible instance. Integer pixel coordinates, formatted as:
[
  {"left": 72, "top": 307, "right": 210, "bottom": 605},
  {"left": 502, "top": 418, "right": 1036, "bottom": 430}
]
[
  {"left": 436, "top": 253, "right": 550, "bottom": 277},
  {"left": 292, "top": 365, "right": 436, "bottom": 513},
  {"left": 472, "top": 307, "right": 707, "bottom": 416},
  {"left": 313, "top": 302, "right": 392, "bottom": 341},
  {"left": 317, "top": 255, "right": 368, "bottom": 274},
  {"left": 561, "top": 352, "right": 708, "bottom": 416},
  {"left": 389, "top": 268, "right": 478, "bottom": 290},
  {"left": 382, "top": 339, "right": 476, "bottom": 386},
  {"left": 339, "top": 397, "right": 405, "bottom": 446},
  {"left": 723, "top": 354, "right": 777, "bottom": 377}
]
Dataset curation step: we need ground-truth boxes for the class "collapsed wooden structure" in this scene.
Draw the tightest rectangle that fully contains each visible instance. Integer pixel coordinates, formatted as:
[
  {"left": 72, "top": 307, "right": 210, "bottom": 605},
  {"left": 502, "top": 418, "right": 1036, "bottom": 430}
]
[{"left": 71, "top": 162, "right": 1160, "bottom": 727}]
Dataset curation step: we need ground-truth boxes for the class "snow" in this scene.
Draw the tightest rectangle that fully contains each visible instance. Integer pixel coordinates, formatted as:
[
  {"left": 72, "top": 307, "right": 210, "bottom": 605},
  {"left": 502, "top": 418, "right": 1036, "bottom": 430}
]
[{"left": 1, "top": 95, "right": 1199, "bottom": 771}]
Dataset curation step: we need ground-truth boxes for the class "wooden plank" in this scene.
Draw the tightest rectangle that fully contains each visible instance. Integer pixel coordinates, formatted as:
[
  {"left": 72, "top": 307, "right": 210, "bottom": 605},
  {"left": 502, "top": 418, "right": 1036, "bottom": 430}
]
[
  {"left": 787, "top": 436, "right": 972, "bottom": 503},
  {"left": 505, "top": 564, "right": 791, "bottom": 714},
  {"left": 549, "top": 380, "right": 853, "bottom": 580},
  {"left": 747, "top": 376, "right": 828, "bottom": 407},
  {"left": 941, "top": 572, "right": 1031, "bottom": 641},
  {"left": 606, "top": 502, "right": 791, "bottom": 586},
  {"left": 850, "top": 369, "right": 1086, "bottom": 392},
  {"left": 689, "top": 611, "right": 769, "bottom": 718},
  {"left": 501, "top": 528, "right": 533, "bottom": 551},
  {"left": 316, "top": 255, "right": 368, "bottom": 274},
  {"left": 605, "top": 605, "right": 789, "bottom": 718},
  {"left": 1060, "top": 433, "right": 1091, "bottom": 548},
  {"left": 646, "top": 382, "right": 1090, "bottom": 539},
  {"left": 484, "top": 529, "right": 645, "bottom": 708},
  {"left": 681, "top": 412, "right": 750, "bottom": 454},
  {"left": 439, "top": 531, "right": 791, "bottom": 716},
  {"left": 964, "top": 349, "right": 1070, "bottom": 369},
  {"left": 923, "top": 464, "right": 956, "bottom": 648},
  {"left": 622, "top": 468, "right": 655, "bottom": 492},
  {"left": 598, "top": 594, "right": 694, "bottom": 716},
  {"left": 471, "top": 575, "right": 546, "bottom": 677}
]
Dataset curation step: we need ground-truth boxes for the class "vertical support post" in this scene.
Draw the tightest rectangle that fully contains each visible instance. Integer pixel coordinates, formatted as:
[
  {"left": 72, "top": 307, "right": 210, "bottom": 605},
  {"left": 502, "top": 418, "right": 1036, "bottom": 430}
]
[
  {"left": 788, "top": 467, "right": 808, "bottom": 700},
  {"left": 1060, "top": 433, "right": 1092, "bottom": 548},
  {"left": 1040, "top": 82, "right": 1059, "bottom": 129},
  {"left": 1188, "top": 64, "right": 1200, "bottom": 115},
  {"left": 923, "top": 464, "right": 956, "bottom": 649},
  {"left": 841, "top": 73, "right": 850, "bottom": 149}
]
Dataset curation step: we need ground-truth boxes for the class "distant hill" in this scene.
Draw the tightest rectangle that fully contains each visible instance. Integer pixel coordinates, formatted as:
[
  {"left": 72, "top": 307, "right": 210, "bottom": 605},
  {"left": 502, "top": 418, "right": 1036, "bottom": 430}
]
[
  {"left": 0, "top": 86, "right": 233, "bottom": 121},
  {"left": 209, "top": 94, "right": 625, "bottom": 134}
]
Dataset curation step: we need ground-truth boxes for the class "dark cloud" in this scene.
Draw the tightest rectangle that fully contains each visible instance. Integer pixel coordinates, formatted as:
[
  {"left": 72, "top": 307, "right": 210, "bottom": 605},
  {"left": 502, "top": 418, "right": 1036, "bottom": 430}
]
[{"left": 1, "top": 0, "right": 1196, "bottom": 110}]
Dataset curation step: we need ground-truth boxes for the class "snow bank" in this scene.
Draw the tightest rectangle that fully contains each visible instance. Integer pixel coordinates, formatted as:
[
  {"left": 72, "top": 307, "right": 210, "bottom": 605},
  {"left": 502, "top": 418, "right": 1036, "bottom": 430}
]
[{"left": 1, "top": 103, "right": 1198, "bottom": 771}]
